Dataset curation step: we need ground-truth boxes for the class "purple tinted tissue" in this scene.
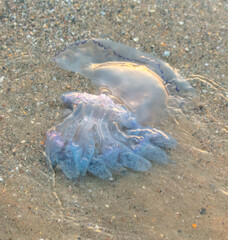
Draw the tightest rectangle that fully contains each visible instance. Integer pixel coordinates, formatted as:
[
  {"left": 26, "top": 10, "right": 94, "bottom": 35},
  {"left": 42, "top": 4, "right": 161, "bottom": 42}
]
[{"left": 46, "top": 92, "right": 177, "bottom": 179}]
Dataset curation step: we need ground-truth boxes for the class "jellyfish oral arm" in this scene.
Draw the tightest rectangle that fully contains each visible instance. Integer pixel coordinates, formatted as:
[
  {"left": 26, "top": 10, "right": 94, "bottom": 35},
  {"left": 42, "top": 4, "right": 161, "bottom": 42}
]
[{"left": 46, "top": 93, "right": 177, "bottom": 179}]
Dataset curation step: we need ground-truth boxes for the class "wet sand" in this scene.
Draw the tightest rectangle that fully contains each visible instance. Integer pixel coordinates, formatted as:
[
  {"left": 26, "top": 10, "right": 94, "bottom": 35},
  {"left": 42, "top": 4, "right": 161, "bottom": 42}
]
[{"left": 0, "top": 1, "right": 227, "bottom": 239}]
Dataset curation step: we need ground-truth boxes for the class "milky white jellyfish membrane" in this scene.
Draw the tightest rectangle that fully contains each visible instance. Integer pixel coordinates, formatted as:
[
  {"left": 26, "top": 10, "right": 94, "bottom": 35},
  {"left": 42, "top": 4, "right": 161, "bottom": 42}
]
[
  {"left": 46, "top": 39, "right": 195, "bottom": 180},
  {"left": 54, "top": 39, "right": 195, "bottom": 125}
]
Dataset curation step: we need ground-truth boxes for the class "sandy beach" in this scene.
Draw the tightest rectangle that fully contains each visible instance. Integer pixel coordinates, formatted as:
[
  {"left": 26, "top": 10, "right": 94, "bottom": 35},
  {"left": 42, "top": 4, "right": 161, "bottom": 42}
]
[{"left": 0, "top": 1, "right": 227, "bottom": 239}]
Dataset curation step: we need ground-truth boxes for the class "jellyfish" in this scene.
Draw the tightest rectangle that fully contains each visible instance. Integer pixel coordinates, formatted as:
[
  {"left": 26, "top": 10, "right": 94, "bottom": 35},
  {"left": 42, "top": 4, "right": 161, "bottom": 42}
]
[
  {"left": 46, "top": 39, "right": 194, "bottom": 179},
  {"left": 46, "top": 92, "right": 177, "bottom": 179}
]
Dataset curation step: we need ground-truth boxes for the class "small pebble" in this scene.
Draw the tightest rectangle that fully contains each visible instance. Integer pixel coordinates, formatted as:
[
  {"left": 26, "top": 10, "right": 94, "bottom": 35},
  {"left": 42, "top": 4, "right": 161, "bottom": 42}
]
[
  {"left": 163, "top": 51, "right": 170, "bottom": 57},
  {"left": 200, "top": 208, "right": 207, "bottom": 215},
  {"left": 100, "top": 11, "right": 106, "bottom": 16},
  {"left": 192, "top": 223, "right": 197, "bottom": 229},
  {"left": 0, "top": 76, "right": 5, "bottom": 84}
]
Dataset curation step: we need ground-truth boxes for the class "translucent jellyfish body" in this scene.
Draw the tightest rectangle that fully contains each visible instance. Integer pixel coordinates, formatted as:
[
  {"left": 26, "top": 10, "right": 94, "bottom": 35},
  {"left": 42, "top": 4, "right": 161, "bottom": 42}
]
[
  {"left": 54, "top": 39, "right": 194, "bottom": 125},
  {"left": 46, "top": 39, "right": 195, "bottom": 179},
  {"left": 46, "top": 92, "right": 177, "bottom": 179}
]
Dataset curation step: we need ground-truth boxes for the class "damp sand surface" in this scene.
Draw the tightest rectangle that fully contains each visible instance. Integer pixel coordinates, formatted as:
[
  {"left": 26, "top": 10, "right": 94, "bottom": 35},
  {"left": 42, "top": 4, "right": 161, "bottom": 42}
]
[{"left": 0, "top": 1, "right": 227, "bottom": 239}]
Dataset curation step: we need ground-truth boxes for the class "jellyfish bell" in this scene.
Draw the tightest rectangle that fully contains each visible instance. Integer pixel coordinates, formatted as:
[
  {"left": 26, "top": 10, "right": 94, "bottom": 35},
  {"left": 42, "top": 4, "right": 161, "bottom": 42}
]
[
  {"left": 90, "top": 61, "right": 169, "bottom": 125},
  {"left": 54, "top": 39, "right": 194, "bottom": 125}
]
